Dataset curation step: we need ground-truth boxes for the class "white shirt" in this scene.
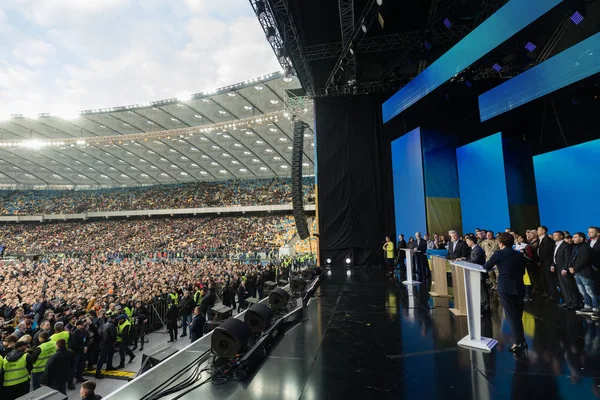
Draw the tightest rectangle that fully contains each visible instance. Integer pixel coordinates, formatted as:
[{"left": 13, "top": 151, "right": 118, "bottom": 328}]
[
  {"left": 554, "top": 240, "right": 563, "bottom": 264},
  {"left": 591, "top": 238, "right": 598, "bottom": 249}
]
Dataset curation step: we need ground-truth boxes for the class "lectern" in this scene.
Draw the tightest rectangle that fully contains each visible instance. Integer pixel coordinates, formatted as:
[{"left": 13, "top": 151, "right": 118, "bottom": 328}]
[
  {"left": 399, "top": 248, "right": 420, "bottom": 285},
  {"left": 449, "top": 260, "right": 497, "bottom": 352},
  {"left": 429, "top": 255, "right": 451, "bottom": 297}
]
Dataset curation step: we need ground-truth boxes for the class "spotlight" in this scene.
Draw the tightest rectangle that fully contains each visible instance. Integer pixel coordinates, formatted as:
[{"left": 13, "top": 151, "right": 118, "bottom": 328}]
[
  {"left": 345, "top": 258, "right": 351, "bottom": 265},
  {"left": 570, "top": 11, "right": 584, "bottom": 25},
  {"left": 346, "top": 269, "right": 351, "bottom": 276},
  {"left": 492, "top": 63, "right": 502, "bottom": 72},
  {"left": 376, "top": 0, "right": 383, "bottom": 5},
  {"left": 255, "top": 0, "right": 266, "bottom": 17},
  {"left": 326, "top": 258, "right": 332, "bottom": 265},
  {"left": 443, "top": 17, "right": 452, "bottom": 29},
  {"left": 361, "top": 24, "right": 367, "bottom": 33},
  {"left": 524, "top": 42, "right": 537, "bottom": 52}
]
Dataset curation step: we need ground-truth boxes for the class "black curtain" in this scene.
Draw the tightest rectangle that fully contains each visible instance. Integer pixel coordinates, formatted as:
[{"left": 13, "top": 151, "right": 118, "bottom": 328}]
[{"left": 315, "top": 94, "right": 399, "bottom": 266}]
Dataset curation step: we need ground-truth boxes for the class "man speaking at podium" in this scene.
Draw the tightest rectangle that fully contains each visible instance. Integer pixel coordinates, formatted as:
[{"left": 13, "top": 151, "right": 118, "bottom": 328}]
[{"left": 457, "top": 235, "right": 491, "bottom": 315}]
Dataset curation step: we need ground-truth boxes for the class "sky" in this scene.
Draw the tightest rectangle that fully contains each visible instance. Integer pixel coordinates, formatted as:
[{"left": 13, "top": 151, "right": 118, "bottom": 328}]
[{"left": 0, "top": 0, "right": 281, "bottom": 116}]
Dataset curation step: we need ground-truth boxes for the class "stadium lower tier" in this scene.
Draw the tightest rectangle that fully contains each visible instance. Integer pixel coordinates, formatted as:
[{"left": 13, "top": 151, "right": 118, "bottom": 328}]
[{"left": 0, "top": 215, "right": 307, "bottom": 257}]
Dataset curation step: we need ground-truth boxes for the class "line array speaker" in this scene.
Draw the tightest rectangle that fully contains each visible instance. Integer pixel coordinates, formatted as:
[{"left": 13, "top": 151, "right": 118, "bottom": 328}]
[{"left": 292, "top": 120, "right": 310, "bottom": 240}]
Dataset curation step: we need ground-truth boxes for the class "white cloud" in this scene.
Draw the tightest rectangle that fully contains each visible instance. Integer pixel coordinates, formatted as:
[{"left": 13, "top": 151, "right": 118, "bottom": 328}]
[{"left": 0, "top": 0, "right": 281, "bottom": 114}]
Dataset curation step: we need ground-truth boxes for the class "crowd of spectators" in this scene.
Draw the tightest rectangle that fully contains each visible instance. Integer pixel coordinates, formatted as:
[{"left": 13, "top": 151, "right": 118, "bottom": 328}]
[
  {"left": 0, "top": 215, "right": 300, "bottom": 258},
  {"left": 0, "top": 177, "right": 315, "bottom": 216}
]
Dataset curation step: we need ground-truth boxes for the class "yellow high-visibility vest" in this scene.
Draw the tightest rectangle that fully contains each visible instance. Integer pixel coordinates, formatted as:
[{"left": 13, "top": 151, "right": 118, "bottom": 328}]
[
  {"left": 32, "top": 341, "right": 56, "bottom": 373},
  {"left": 3, "top": 353, "right": 29, "bottom": 387}
]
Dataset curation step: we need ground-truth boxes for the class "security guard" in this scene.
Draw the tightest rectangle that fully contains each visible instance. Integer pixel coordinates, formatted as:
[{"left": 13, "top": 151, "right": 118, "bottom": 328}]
[
  {"left": 116, "top": 314, "right": 135, "bottom": 369},
  {"left": 50, "top": 321, "right": 70, "bottom": 347},
  {"left": 31, "top": 331, "right": 56, "bottom": 390},
  {"left": 123, "top": 301, "right": 135, "bottom": 321},
  {"left": 1, "top": 340, "right": 33, "bottom": 399},
  {"left": 169, "top": 289, "right": 179, "bottom": 306},
  {"left": 194, "top": 286, "right": 203, "bottom": 306}
]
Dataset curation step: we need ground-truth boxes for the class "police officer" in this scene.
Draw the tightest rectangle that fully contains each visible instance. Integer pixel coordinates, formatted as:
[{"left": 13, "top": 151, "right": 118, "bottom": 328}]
[
  {"left": 95, "top": 313, "right": 117, "bottom": 379},
  {"left": 31, "top": 331, "right": 56, "bottom": 390},
  {"left": 115, "top": 315, "right": 135, "bottom": 369},
  {"left": 1, "top": 340, "right": 33, "bottom": 399}
]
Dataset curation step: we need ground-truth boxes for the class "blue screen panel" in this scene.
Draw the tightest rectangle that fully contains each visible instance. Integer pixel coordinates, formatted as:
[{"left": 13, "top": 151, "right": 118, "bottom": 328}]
[
  {"left": 533, "top": 139, "right": 600, "bottom": 234},
  {"left": 480, "top": 32, "right": 600, "bottom": 121},
  {"left": 392, "top": 128, "right": 427, "bottom": 238},
  {"left": 456, "top": 133, "right": 510, "bottom": 234},
  {"left": 382, "top": 0, "right": 562, "bottom": 124}
]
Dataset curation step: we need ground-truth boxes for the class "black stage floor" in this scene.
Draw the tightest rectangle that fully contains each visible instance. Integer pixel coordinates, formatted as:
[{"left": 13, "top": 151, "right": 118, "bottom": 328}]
[{"left": 107, "top": 267, "right": 600, "bottom": 399}]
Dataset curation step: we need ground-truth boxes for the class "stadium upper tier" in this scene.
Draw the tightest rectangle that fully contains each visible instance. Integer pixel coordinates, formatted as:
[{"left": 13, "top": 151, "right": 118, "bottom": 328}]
[
  {"left": 0, "top": 72, "right": 314, "bottom": 188},
  {"left": 0, "top": 177, "right": 314, "bottom": 216}
]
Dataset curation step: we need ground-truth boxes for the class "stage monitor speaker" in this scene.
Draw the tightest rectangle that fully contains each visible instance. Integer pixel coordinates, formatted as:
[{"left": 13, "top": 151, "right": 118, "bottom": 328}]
[
  {"left": 292, "top": 120, "right": 310, "bottom": 240},
  {"left": 269, "top": 287, "right": 291, "bottom": 310},
  {"left": 313, "top": 266, "right": 322, "bottom": 275},
  {"left": 290, "top": 276, "right": 307, "bottom": 293},
  {"left": 211, "top": 317, "right": 252, "bottom": 357},
  {"left": 301, "top": 267, "right": 316, "bottom": 281},
  {"left": 17, "top": 386, "right": 67, "bottom": 400},
  {"left": 139, "top": 347, "right": 178, "bottom": 374},
  {"left": 244, "top": 303, "right": 274, "bottom": 333}
]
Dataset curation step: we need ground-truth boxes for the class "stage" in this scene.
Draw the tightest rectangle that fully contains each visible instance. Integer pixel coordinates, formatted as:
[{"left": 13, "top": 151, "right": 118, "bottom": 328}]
[{"left": 106, "top": 267, "right": 600, "bottom": 399}]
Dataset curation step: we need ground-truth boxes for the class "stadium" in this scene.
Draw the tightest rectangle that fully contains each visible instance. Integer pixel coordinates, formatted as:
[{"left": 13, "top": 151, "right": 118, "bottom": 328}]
[{"left": 1, "top": 0, "right": 599, "bottom": 399}]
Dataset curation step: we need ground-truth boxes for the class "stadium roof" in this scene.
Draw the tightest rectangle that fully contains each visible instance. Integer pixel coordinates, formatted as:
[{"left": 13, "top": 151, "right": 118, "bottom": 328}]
[{"left": 0, "top": 72, "right": 314, "bottom": 189}]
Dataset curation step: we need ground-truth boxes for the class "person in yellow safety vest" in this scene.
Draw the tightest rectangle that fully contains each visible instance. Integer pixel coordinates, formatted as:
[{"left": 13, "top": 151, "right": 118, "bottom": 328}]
[
  {"left": 194, "top": 287, "right": 203, "bottom": 306},
  {"left": 1, "top": 340, "right": 33, "bottom": 399},
  {"left": 169, "top": 290, "right": 179, "bottom": 305},
  {"left": 123, "top": 302, "right": 135, "bottom": 321},
  {"left": 383, "top": 236, "right": 395, "bottom": 276},
  {"left": 50, "top": 321, "right": 70, "bottom": 348},
  {"left": 30, "top": 331, "right": 56, "bottom": 390},
  {"left": 116, "top": 315, "right": 136, "bottom": 369}
]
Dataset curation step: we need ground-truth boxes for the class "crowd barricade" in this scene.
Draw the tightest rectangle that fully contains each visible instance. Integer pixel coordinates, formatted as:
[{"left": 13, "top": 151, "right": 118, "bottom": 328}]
[{"left": 146, "top": 298, "right": 170, "bottom": 332}]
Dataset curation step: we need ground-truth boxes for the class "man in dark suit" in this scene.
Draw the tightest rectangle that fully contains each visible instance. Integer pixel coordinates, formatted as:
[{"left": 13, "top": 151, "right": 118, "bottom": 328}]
[
  {"left": 459, "top": 235, "right": 490, "bottom": 314},
  {"left": 447, "top": 230, "right": 470, "bottom": 260},
  {"left": 537, "top": 226, "right": 557, "bottom": 302},
  {"left": 483, "top": 233, "right": 526, "bottom": 353},
  {"left": 551, "top": 230, "right": 580, "bottom": 309},
  {"left": 190, "top": 306, "right": 205, "bottom": 342},
  {"left": 588, "top": 227, "right": 600, "bottom": 291},
  {"left": 414, "top": 232, "right": 430, "bottom": 280},
  {"left": 569, "top": 232, "right": 597, "bottom": 315},
  {"left": 396, "top": 234, "right": 407, "bottom": 279}
]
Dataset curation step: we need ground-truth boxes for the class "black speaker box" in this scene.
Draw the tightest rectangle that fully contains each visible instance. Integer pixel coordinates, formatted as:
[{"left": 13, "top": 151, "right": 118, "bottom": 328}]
[
  {"left": 140, "top": 347, "right": 178, "bottom": 374},
  {"left": 244, "top": 303, "right": 274, "bottom": 333},
  {"left": 290, "top": 276, "right": 307, "bottom": 293},
  {"left": 301, "top": 267, "right": 316, "bottom": 281},
  {"left": 292, "top": 120, "right": 310, "bottom": 240},
  {"left": 269, "top": 287, "right": 291, "bottom": 310},
  {"left": 211, "top": 317, "right": 252, "bottom": 357},
  {"left": 17, "top": 386, "right": 67, "bottom": 400}
]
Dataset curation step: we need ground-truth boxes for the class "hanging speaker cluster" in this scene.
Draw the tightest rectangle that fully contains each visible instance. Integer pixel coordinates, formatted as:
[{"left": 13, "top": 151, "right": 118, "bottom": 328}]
[{"left": 292, "top": 120, "right": 310, "bottom": 240}]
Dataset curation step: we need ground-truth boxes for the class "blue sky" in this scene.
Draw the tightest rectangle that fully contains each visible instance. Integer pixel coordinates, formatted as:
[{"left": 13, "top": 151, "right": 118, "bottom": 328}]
[{"left": 0, "top": 0, "right": 280, "bottom": 115}]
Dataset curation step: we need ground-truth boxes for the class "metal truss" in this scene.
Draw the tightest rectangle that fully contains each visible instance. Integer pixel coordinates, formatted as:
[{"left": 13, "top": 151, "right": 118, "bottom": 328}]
[
  {"left": 535, "top": 12, "right": 571, "bottom": 64},
  {"left": 305, "top": 25, "right": 471, "bottom": 60},
  {"left": 284, "top": 92, "right": 314, "bottom": 123},
  {"left": 251, "top": 0, "right": 316, "bottom": 96},
  {"left": 339, "top": 0, "right": 357, "bottom": 84},
  {"left": 324, "top": 0, "right": 382, "bottom": 91},
  {"left": 314, "top": 80, "right": 404, "bottom": 98},
  {"left": 473, "top": 0, "right": 508, "bottom": 26}
]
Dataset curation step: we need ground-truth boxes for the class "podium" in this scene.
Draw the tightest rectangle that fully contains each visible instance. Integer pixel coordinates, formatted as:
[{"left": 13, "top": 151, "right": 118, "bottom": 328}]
[
  {"left": 399, "top": 248, "right": 420, "bottom": 285},
  {"left": 449, "top": 260, "right": 497, "bottom": 352},
  {"left": 429, "top": 255, "right": 451, "bottom": 297}
]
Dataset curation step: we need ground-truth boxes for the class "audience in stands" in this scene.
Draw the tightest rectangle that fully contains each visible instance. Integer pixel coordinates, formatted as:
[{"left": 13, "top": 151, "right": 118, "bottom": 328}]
[{"left": 0, "top": 177, "right": 315, "bottom": 216}]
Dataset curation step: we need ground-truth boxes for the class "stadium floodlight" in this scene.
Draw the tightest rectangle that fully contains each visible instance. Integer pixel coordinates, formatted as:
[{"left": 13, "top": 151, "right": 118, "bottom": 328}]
[
  {"left": 22, "top": 140, "right": 47, "bottom": 149},
  {"left": 177, "top": 93, "right": 193, "bottom": 102}
]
